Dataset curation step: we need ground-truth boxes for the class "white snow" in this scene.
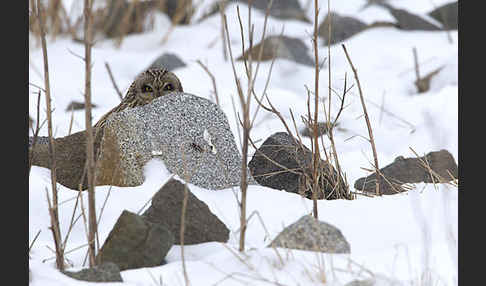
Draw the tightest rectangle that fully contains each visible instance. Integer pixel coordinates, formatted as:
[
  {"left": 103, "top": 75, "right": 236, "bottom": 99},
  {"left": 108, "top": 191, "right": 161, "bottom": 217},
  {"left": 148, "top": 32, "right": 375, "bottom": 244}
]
[{"left": 29, "top": 0, "right": 458, "bottom": 285}]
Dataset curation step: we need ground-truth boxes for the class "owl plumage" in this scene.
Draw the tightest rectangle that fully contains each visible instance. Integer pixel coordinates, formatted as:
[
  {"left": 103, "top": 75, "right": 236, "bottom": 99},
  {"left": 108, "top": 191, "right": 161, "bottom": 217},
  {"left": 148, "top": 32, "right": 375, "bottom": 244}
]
[{"left": 94, "top": 68, "right": 183, "bottom": 130}]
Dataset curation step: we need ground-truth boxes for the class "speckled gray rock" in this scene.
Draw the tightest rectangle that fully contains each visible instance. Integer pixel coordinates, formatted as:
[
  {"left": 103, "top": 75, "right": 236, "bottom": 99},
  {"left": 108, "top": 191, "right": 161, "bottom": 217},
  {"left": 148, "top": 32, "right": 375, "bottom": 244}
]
[
  {"left": 237, "top": 35, "right": 315, "bottom": 67},
  {"left": 96, "top": 92, "right": 252, "bottom": 190},
  {"left": 28, "top": 136, "right": 49, "bottom": 148},
  {"left": 148, "top": 53, "right": 186, "bottom": 71},
  {"left": 143, "top": 178, "right": 229, "bottom": 244},
  {"left": 269, "top": 215, "right": 350, "bottom": 253},
  {"left": 318, "top": 12, "right": 368, "bottom": 45},
  {"left": 96, "top": 210, "right": 174, "bottom": 271},
  {"left": 63, "top": 262, "right": 123, "bottom": 282},
  {"left": 232, "top": 0, "right": 310, "bottom": 22}
]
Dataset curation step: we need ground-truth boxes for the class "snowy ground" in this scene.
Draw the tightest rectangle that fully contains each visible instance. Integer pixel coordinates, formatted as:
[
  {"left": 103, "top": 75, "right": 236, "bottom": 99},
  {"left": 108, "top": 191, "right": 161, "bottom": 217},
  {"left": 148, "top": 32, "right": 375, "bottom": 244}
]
[{"left": 29, "top": 0, "right": 458, "bottom": 285}]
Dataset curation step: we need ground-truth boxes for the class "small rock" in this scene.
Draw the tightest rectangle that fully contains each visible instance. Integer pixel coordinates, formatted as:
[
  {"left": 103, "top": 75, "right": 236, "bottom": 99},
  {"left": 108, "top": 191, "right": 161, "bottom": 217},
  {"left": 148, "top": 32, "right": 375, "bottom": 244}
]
[
  {"left": 237, "top": 35, "right": 315, "bottom": 67},
  {"left": 345, "top": 279, "right": 375, "bottom": 286},
  {"left": 354, "top": 149, "right": 458, "bottom": 195},
  {"left": 96, "top": 92, "right": 251, "bottom": 190},
  {"left": 147, "top": 53, "right": 186, "bottom": 71},
  {"left": 248, "top": 132, "right": 350, "bottom": 200},
  {"left": 379, "top": 3, "right": 442, "bottom": 31},
  {"left": 269, "top": 215, "right": 350, "bottom": 253},
  {"left": 318, "top": 12, "right": 368, "bottom": 45},
  {"left": 65, "top": 101, "right": 97, "bottom": 111},
  {"left": 63, "top": 262, "right": 123, "bottom": 283},
  {"left": 96, "top": 210, "right": 174, "bottom": 271},
  {"left": 160, "top": 0, "right": 194, "bottom": 25},
  {"left": 428, "top": 1, "right": 457, "bottom": 30},
  {"left": 100, "top": 0, "right": 158, "bottom": 38},
  {"left": 143, "top": 178, "right": 229, "bottom": 244},
  {"left": 231, "top": 0, "right": 310, "bottom": 22}
]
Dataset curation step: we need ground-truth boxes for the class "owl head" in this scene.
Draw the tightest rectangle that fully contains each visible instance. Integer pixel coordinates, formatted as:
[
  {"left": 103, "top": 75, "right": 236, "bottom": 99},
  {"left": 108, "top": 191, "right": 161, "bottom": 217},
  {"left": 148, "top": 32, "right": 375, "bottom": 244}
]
[{"left": 130, "top": 68, "right": 183, "bottom": 103}]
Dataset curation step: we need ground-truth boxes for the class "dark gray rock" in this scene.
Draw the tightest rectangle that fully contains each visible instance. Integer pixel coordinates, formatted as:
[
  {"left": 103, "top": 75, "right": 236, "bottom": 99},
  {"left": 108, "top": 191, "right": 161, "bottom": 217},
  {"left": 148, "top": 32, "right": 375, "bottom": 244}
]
[
  {"left": 379, "top": 3, "right": 442, "bottom": 31},
  {"left": 428, "top": 1, "right": 458, "bottom": 30},
  {"left": 65, "top": 101, "right": 97, "bottom": 111},
  {"left": 269, "top": 215, "right": 350, "bottom": 253},
  {"left": 162, "top": 0, "right": 194, "bottom": 25},
  {"left": 63, "top": 262, "right": 123, "bottom": 283},
  {"left": 96, "top": 210, "right": 174, "bottom": 271},
  {"left": 100, "top": 0, "right": 158, "bottom": 38},
  {"left": 148, "top": 53, "right": 186, "bottom": 71},
  {"left": 248, "top": 132, "right": 350, "bottom": 200},
  {"left": 232, "top": 0, "right": 310, "bottom": 22},
  {"left": 96, "top": 92, "right": 252, "bottom": 190},
  {"left": 354, "top": 149, "right": 458, "bottom": 195},
  {"left": 318, "top": 12, "right": 368, "bottom": 45},
  {"left": 237, "top": 35, "right": 315, "bottom": 67},
  {"left": 143, "top": 178, "right": 229, "bottom": 245}
]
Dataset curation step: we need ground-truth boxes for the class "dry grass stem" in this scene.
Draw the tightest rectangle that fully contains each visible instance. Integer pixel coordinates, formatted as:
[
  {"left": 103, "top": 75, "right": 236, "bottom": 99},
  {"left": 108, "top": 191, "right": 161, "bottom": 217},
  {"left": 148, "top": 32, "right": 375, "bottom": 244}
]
[
  {"left": 36, "top": 0, "right": 65, "bottom": 270},
  {"left": 83, "top": 0, "right": 98, "bottom": 266},
  {"left": 105, "top": 61, "right": 124, "bottom": 100},
  {"left": 342, "top": 44, "right": 381, "bottom": 195},
  {"left": 196, "top": 59, "right": 220, "bottom": 106}
]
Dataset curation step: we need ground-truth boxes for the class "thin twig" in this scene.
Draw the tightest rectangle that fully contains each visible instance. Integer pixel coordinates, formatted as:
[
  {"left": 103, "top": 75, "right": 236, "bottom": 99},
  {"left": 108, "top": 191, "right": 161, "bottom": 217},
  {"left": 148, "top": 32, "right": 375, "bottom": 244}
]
[
  {"left": 342, "top": 44, "right": 381, "bottom": 195},
  {"left": 104, "top": 61, "right": 123, "bottom": 101},
  {"left": 196, "top": 59, "right": 220, "bottom": 106},
  {"left": 36, "top": 0, "right": 64, "bottom": 271},
  {"left": 83, "top": 0, "right": 97, "bottom": 266}
]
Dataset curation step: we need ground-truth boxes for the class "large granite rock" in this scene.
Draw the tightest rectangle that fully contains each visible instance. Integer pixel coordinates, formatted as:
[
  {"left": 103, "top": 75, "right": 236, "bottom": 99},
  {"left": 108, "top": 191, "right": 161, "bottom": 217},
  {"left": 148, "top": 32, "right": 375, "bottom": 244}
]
[
  {"left": 318, "top": 12, "right": 368, "bottom": 45},
  {"left": 96, "top": 92, "right": 251, "bottom": 190},
  {"left": 269, "top": 215, "right": 350, "bottom": 253},
  {"left": 237, "top": 35, "right": 315, "bottom": 67},
  {"left": 96, "top": 210, "right": 174, "bottom": 271},
  {"left": 231, "top": 0, "right": 310, "bottom": 22},
  {"left": 143, "top": 178, "right": 229, "bottom": 245},
  {"left": 63, "top": 262, "right": 123, "bottom": 283},
  {"left": 248, "top": 132, "right": 350, "bottom": 200},
  {"left": 354, "top": 149, "right": 458, "bottom": 195}
]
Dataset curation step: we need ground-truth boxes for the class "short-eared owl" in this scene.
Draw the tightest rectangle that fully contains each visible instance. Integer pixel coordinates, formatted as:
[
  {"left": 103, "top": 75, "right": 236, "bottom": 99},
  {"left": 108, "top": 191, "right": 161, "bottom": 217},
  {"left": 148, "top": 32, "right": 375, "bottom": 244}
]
[{"left": 94, "top": 68, "right": 183, "bottom": 129}]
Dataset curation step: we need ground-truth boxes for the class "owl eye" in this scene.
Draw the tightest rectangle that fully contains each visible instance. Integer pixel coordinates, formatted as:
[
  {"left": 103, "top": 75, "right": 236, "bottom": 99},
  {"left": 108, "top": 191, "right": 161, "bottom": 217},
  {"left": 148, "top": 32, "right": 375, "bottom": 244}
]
[
  {"left": 163, "top": 83, "right": 174, "bottom": 91},
  {"left": 142, "top": 85, "right": 153, "bottom": 92}
]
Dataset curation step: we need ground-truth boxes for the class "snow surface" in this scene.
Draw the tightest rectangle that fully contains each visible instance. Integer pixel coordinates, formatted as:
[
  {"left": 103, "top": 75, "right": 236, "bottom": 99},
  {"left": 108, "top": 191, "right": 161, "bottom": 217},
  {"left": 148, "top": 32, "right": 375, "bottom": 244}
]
[{"left": 29, "top": 0, "right": 458, "bottom": 285}]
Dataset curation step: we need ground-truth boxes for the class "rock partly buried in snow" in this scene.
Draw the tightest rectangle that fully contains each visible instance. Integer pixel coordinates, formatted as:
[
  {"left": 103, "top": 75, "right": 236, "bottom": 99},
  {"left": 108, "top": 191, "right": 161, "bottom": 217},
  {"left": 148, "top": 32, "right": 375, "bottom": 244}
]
[
  {"left": 29, "top": 129, "right": 104, "bottom": 190},
  {"left": 96, "top": 210, "right": 174, "bottom": 271},
  {"left": 63, "top": 262, "right": 123, "bottom": 283},
  {"left": 65, "top": 101, "right": 97, "bottom": 111},
  {"left": 269, "top": 215, "right": 350, "bottom": 253},
  {"left": 143, "top": 178, "right": 229, "bottom": 244},
  {"left": 428, "top": 1, "right": 458, "bottom": 30},
  {"left": 248, "top": 132, "right": 350, "bottom": 200},
  {"left": 237, "top": 35, "right": 315, "bottom": 67},
  {"left": 354, "top": 149, "right": 458, "bottom": 195},
  {"left": 231, "top": 0, "right": 310, "bottom": 22},
  {"left": 379, "top": 3, "right": 442, "bottom": 31},
  {"left": 147, "top": 52, "right": 186, "bottom": 71},
  {"left": 96, "top": 92, "right": 250, "bottom": 190},
  {"left": 318, "top": 12, "right": 368, "bottom": 45},
  {"left": 99, "top": 0, "right": 157, "bottom": 38}
]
